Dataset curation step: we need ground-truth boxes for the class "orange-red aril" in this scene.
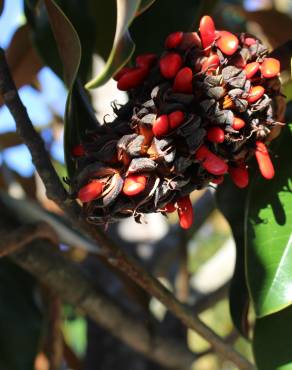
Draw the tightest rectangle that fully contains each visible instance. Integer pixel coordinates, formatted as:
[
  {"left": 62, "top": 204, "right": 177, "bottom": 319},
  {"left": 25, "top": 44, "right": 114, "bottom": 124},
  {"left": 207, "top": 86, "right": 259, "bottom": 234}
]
[
  {"left": 165, "top": 31, "right": 183, "bottom": 49},
  {"left": 248, "top": 86, "right": 265, "bottom": 103},
  {"left": 173, "top": 67, "right": 193, "bottom": 93},
  {"left": 159, "top": 53, "right": 183, "bottom": 79},
  {"left": 168, "top": 110, "right": 185, "bottom": 129},
  {"left": 117, "top": 67, "right": 148, "bottom": 90},
  {"left": 244, "top": 62, "right": 260, "bottom": 79},
  {"left": 195, "top": 145, "right": 228, "bottom": 175},
  {"left": 123, "top": 175, "right": 147, "bottom": 196},
  {"left": 255, "top": 141, "right": 275, "bottom": 179},
  {"left": 232, "top": 117, "right": 246, "bottom": 130},
  {"left": 216, "top": 31, "right": 239, "bottom": 56},
  {"left": 201, "top": 54, "right": 220, "bottom": 72},
  {"left": 78, "top": 180, "right": 103, "bottom": 203},
  {"left": 206, "top": 126, "right": 225, "bottom": 143},
  {"left": 177, "top": 195, "right": 193, "bottom": 229},
  {"left": 136, "top": 53, "right": 157, "bottom": 68},
  {"left": 261, "top": 58, "right": 280, "bottom": 78},
  {"left": 152, "top": 115, "right": 170, "bottom": 137},
  {"left": 199, "top": 15, "right": 216, "bottom": 50},
  {"left": 228, "top": 165, "right": 249, "bottom": 188}
]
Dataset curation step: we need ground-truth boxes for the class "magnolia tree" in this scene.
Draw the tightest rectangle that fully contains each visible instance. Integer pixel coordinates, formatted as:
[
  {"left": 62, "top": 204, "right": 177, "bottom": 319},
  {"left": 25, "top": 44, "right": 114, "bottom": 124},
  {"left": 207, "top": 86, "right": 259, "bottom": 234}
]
[{"left": 0, "top": 1, "right": 291, "bottom": 370}]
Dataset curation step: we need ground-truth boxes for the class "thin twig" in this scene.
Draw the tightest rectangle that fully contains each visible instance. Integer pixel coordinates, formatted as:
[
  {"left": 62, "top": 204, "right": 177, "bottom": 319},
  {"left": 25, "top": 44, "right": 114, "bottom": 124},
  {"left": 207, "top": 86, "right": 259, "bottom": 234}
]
[
  {"left": 0, "top": 48, "right": 255, "bottom": 370},
  {"left": 0, "top": 221, "right": 58, "bottom": 257},
  {"left": 12, "top": 241, "right": 195, "bottom": 370},
  {"left": 47, "top": 293, "right": 63, "bottom": 370}
]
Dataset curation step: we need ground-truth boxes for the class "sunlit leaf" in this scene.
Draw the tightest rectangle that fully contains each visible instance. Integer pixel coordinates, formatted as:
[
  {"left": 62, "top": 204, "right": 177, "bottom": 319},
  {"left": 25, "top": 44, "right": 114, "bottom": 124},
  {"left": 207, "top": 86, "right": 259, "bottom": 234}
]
[
  {"left": 253, "top": 305, "right": 292, "bottom": 370},
  {"left": 246, "top": 125, "right": 292, "bottom": 317},
  {"left": 85, "top": 0, "right": 141, "bottom": 89}
]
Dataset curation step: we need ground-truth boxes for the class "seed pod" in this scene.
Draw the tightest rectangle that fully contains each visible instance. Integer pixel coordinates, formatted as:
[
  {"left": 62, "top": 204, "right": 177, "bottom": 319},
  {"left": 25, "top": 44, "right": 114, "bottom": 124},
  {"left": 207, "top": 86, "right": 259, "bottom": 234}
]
[
  {"left": 78, "top": 180, "right": 103, "bottom": 203},
  {"left": 159, "top": 53, "right": 183, "bottom": 79},
  {"left": 228, "top": 165, "right": 249, "bottom": 188},
  {"left": 199, "top": 15, "right": 216, "bottom": 50},
  {"left": 152, "top": 115, "right": 170, "bottom": 137},
  {"left": 255, "top": 141, "right": 275, "bottom": 179},
  {"left": 123, "top": 175, "right": 147, "bottom": 196},
  {"left": 206, "top": 126, "right": 225, "bottom": 143},
  {"left": 165, "top": 31, "right": 183, "bottom": 49},
  {"left": 173, "top": 67, "right": 193, "bottom": 93},
  {"left": 177, "top": 195, "right": 193, "bottom": 229},
  {"left": 216, "top": 31, "right": 239, "bottom": 56},
  {"left": 261, "top": 58, "right": 280, "bottom": 78},
  {"left": 248, "top": 86, "right": 265, "bottom": 103}
]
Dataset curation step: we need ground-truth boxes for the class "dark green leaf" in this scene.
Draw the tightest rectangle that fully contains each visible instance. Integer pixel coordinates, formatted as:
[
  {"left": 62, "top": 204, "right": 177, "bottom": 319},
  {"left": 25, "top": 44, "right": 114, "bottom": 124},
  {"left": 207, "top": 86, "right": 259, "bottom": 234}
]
[
  {"left": 85, "top": 0, "right": 141, "bottom": 89},
  {"left": 0, "top": 259, "right": 42, "bottom": 370},
  {"left": 253, "top": 305, "right": 292, "bottom": 370},
  {"left": 130, "top": 0, "right": 218, "bottom": 57},
  {"left": 216, "top": 177, "right": 250, "bottom": 337},
  {"left": 246, "top": 125, "right": 292, "bottom": 317},
  {"left": 137, "top": 0, "right": 156, "bottom": 15}
]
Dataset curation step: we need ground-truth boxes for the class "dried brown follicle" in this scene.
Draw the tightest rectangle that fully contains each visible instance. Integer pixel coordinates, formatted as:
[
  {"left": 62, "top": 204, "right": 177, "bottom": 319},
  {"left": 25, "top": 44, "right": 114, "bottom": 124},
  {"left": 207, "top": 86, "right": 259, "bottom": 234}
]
[{"left": 70, "top": 15, "right": 285, "bottom": 228}]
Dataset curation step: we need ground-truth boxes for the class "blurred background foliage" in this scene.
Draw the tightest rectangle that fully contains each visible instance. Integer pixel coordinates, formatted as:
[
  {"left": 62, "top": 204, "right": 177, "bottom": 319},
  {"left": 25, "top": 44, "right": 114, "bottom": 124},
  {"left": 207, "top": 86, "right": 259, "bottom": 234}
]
[{"left": 0, "top": 0, "right": 291, "bottom": 370}]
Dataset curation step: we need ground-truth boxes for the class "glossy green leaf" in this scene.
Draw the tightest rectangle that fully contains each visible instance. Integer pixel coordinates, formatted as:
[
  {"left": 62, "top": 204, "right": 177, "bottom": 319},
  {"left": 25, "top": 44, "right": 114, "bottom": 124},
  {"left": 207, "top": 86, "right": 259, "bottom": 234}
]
[
  {"left": 85, "top": 0, "right": 141, "bottom": 89},
  {"left": 253, "top": 305, "right": 292, "bottom": 370},
  {"left": 246, "top": 125, "right": 292, "bottom": 317},
  {"left": 0, "top": 259, "right": 42, "bottom": 370},
  {"left": 43, "top": 0, "right": 81, "bottom": 88},
  {"left": 216, "top": 177, "right": 250, "bottom": 337}
]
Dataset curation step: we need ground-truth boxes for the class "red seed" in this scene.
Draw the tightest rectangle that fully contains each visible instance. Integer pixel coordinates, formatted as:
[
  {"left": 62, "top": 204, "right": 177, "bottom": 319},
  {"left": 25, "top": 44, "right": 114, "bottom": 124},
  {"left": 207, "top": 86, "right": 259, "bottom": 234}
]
[
  {"left": 72, "top": 144, "right": 85, "bottom": 157},
  {"left": 244, "top": 62, "right": 260, "bottom": 79},
  {"left": 206, "top": 126, "right": 225, "bottom": 143},
  {"left": 78, "top": 180, "right": 103, "bottom": 203},
  {"left": 216, "top": 31, "right": 239, "bottom": 56},
  {"left": 195, "top": 145, "right": 228, "bottom": 175},
  {"left": 165, "top": 31, "right": 183, "bottom": 49},
  {"left": 159, "top": 53, "right": 183, "bottom": 79},
  {"left": 248, "top": 86, "right": 265, "bottom": 103},
  {"left": 232, "top": 117, "right": 245, "bottom": 130},
  {"left": 152, "top": 115, "right": 170, "bottom": 137},
  {"left": 113, "top": 66, "right": 132, "bottom": 81},
  {"left": 177, "top": 195, "right": 193, "bottom": 229},
  {"left": 199, "top": 15, "right": 216, "bottom": 50},
  {"left": 201, "top": 54, "right": 220, "bottom": 72},
  {"left": 123, "top": 175, "right": 147, "bottom": 196},
  {"left": 180, "top": 32, "right": 202, "bottom": 49},
  {"left": 163, "top": 202, "right": 176, "bottom": 213},
  {"left": 244, "top": 37, "right": 256, "bottom": 46},
  {"left": 212, "top": 176, "right": 224, "bottom": 185},
  {"left": 228, "top": 165, "right": 249, "bottom": 188},
  {"left": 255, "top": 141, "right": 275, "bottom": 179},
  {"left": 261, "top": 58, "right": 280, "bottom": 78},
  {"left": 173, "top": 67, "right": 193, "bottom": 93},
  {"left": 169, "top": 110, "right": 185, "bottom": 129},
  {"left": 136, "top": 53, "right": 157, "bottom": 68},
  {"left": 117, "top": 67, "right": 148, "bottom": 90}
]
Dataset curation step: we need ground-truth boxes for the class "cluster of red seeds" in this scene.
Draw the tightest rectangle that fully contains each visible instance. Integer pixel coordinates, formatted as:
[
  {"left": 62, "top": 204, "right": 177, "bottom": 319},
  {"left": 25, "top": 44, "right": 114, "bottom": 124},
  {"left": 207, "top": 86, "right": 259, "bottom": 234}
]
[{"left": 71, "top": 15, "right": 284, "bottom": 229}]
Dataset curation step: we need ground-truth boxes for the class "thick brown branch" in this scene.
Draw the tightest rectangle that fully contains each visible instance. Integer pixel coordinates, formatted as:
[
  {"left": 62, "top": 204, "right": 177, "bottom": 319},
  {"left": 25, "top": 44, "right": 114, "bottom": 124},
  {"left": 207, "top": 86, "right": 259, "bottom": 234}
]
[
  {"left": 0, "top": 47, "right": 255, "bottom": 370},
  {"left": 12, "top": 242, "right": 195, "bottom": 370},
  {"left": 0, "top": 222, "right": 58, "bottom": 257}
]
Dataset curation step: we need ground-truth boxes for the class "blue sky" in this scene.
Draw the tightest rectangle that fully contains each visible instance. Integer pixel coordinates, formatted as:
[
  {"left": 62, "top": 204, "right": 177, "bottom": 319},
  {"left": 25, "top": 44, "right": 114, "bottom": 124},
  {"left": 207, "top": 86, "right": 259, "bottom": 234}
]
[{"left": 0, "top": 0, "right": 67, "bottom": 176}]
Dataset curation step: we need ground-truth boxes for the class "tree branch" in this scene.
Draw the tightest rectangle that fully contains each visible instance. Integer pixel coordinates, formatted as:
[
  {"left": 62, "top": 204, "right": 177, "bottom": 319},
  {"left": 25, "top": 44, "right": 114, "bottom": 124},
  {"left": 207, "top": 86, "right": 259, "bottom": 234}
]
[
  {"left": 0, "top": 47, "right": 255, "bottom": 370},
  {"left": 12, "top": 242, "right": 195, "bottom": 370},
  {"left": 0, "top": 221, "right": 58, "bottom": 257}
]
